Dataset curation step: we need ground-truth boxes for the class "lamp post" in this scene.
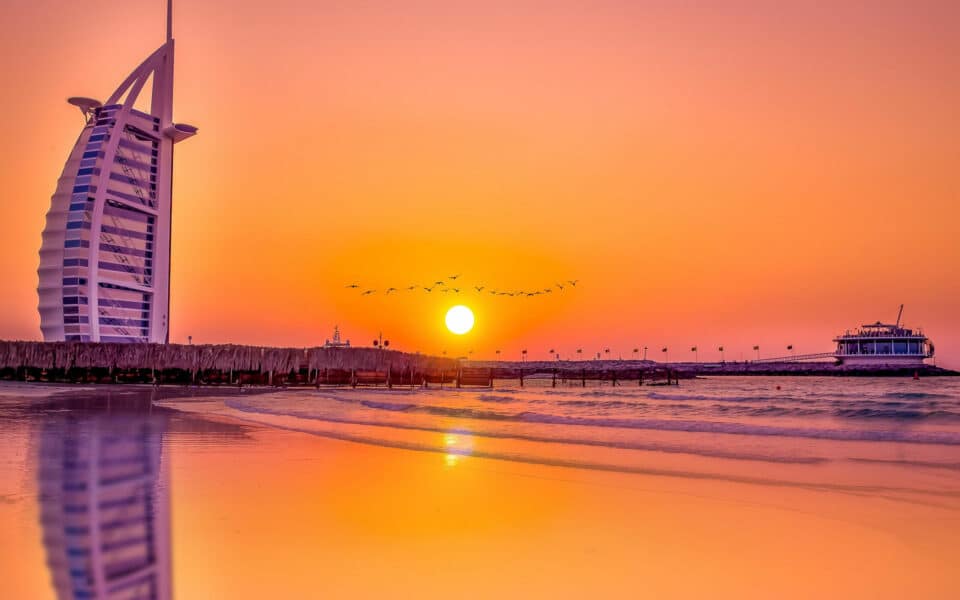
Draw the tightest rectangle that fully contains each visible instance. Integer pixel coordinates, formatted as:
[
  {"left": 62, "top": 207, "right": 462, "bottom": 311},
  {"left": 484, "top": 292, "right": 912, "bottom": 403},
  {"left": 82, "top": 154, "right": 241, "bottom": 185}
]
[
  {"left": 576, "top": 348, "right": 583, "bottom": 361},
  {"left": 495, "top": 349, "right": 501, "bottom": 361},
  {"left": 372, "top": 332, "right": 390, "bottom": 349},
  {"left": 372, "top": 333, "right": 390, "bottom": 371},
  {"left": 719, "top": 346, "right": 725, "bottom": 362},
  {"left": 662, "top": 347, "right": 668, "bottom": 363},
  {"left": 521, "top": 349, "right": 527, "bottom": 363},
  {"left": 787, "top": 344, "right": 795, "bottom": 358},
  {"left": 691, "top": 346, "right": 698, "bottom": 363},
  {"left": 753, "top": 345, "right": 760, "bottom": 361},
  {"left": 643, "top": 346, "right": 648, "bottom": 360},
  {"left": 632, "top": 348, "right": 640, "bottom": 360}
]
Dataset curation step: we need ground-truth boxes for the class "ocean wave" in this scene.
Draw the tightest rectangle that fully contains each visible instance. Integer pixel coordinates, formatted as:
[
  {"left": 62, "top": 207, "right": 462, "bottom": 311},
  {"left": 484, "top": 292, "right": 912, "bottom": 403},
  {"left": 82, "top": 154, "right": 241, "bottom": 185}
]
[
  {"left": 221, "top": 398, "right": 825, "bottom": 464},
  {"left": 326, "top": 388, "right": 960, "bottom": 423},
  {"left": 359, "top": 400, "right": 516, "bottom": 420},
  {"left": 577, "top": 389, "right": 642, "bottom": 398},
  {"left": 883, "top": 392, "right": 954, "bottom": 400},
  {"left": 554, "top": 399, "right": 640, "bottom": 409},
  {"left": 833, "top": 408, "right": 960, "bottom": 421},
  {"left": 478, "top": 394, "right": 517, "bottom": 403},
  {"left": 508, "top": 411, "right": 960, "bottom": 445},
  {"left": 228, "top": 397, "right": 960, "bottom": 446},
  {"left": 644, "top": 391, "right": 788, "bottom": 403},
  {"left": 204, "top": 400, "right": 960, "bottom": 501},
  {"left": 710, "top": 405, "right": 825, "bottom": 418},
  {"left": 359, "top": 400, "right": 417, "bottom": 412}
]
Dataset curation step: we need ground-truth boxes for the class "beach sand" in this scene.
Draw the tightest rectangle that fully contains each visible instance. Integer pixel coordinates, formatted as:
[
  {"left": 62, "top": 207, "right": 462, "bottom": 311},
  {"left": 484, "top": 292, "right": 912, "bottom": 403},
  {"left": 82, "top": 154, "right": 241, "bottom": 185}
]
[{"left": 2, "top": 383, "right": 959, "bottom": 598}]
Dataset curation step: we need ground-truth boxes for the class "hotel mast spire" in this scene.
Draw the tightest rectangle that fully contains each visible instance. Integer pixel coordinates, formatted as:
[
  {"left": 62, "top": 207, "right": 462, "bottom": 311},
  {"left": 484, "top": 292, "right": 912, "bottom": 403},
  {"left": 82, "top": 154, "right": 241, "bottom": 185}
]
[{"left": 167, "top": 0, "right": 173, "bottom": 41}]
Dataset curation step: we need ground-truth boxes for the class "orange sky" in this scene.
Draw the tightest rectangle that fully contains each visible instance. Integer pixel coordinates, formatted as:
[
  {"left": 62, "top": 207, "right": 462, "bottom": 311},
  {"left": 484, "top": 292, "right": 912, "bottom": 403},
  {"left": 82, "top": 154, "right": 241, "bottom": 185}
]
[{"left": 0, "top": 0, "right": 957, "bottom": 366}]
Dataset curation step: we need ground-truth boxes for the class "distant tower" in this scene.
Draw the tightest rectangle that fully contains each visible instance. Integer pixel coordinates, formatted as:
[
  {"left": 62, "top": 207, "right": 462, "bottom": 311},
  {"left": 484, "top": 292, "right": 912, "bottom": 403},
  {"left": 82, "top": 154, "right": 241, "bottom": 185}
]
[
  {"left": 37, "top": 0, "right": 196, "bottom": 343},
  {"left": 323, "top": 325, "right": 351, "bottom": 348}
]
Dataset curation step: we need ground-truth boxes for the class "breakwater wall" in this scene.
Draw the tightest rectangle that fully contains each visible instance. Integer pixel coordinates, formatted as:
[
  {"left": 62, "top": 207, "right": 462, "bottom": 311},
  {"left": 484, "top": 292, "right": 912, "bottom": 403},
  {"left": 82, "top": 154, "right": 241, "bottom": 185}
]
[{"left": 0, "top": 341, "right": 457, "bottom": 386}]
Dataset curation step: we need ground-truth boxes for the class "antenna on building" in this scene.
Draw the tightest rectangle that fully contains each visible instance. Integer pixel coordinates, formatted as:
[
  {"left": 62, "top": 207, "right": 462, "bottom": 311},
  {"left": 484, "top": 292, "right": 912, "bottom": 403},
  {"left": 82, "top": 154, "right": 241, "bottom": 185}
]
[
  {"left": 896, "top": 304, "right": 904, "bottom": 328},
  {"left": 166, "top": 0, "right": 173, "bottom": 41}
]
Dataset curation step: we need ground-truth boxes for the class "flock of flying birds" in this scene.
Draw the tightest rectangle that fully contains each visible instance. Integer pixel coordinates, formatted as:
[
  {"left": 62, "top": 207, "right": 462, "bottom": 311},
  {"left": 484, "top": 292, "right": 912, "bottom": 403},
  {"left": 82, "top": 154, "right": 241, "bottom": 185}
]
[{"left": 345, "top": 275, "right": 579, "bottom": 298}]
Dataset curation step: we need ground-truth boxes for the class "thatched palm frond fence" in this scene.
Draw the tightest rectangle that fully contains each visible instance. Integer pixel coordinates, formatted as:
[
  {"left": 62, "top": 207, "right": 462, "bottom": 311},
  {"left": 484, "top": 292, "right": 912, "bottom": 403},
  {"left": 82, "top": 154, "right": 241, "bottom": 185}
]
[{"left": 0, "top": 341, "right": 458, "bottom": 385}]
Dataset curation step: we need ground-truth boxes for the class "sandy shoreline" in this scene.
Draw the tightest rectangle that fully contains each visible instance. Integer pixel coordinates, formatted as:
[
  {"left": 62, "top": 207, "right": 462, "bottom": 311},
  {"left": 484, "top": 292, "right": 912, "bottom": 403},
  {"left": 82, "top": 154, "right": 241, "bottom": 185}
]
[{"left": 2, "top": 382, "right": 960, "bottom": 598}]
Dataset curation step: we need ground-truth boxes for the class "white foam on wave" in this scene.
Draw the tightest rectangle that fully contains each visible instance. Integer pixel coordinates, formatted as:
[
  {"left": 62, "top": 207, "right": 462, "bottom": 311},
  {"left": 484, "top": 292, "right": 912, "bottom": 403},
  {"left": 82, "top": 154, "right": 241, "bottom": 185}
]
[{"left": 221, "top": 398, "right": 826, "bottom": 464}]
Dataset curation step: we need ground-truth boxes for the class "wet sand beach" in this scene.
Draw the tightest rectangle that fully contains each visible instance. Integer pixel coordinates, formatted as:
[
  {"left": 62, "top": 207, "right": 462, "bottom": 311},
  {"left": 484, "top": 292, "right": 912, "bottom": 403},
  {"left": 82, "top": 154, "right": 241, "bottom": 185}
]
[{"left": 2, "top": 378, "right": 960, "bottom": 598}]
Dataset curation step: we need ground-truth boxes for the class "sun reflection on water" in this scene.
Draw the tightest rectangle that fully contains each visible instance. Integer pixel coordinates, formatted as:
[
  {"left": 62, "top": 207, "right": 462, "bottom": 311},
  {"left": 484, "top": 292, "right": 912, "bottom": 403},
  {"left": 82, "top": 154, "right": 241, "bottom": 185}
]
[{"left": 442, "top": 432, "right": 473, "bottom": 467}]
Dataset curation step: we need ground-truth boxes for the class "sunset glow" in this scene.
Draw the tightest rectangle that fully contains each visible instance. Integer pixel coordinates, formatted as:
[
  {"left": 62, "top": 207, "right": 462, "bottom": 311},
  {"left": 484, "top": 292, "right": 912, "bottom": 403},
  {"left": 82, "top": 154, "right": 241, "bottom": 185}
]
[
  {"left": 3, "top": 3, "right": 960, "bottom": 599},
  {"left": 0, "top": 1, "right": 956, "bottom": 366}
]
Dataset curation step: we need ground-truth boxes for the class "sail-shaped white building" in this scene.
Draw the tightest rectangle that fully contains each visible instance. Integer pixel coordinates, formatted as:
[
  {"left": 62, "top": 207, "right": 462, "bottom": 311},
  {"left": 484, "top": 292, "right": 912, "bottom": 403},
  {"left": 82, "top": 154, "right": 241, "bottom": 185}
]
[{"left": 38, "top": 2, "right": 195, "bottom": 343}]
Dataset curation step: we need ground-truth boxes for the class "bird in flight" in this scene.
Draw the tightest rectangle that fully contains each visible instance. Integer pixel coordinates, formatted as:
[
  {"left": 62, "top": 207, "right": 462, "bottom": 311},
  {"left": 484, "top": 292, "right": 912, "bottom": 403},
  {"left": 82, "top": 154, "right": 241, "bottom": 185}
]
[
  {"left": 362, "top": 290, "right": 376, "bottom": 296},
  {"left": 449, "top": 274, "right": 461, "bottom": 280},
  {"left": 434, "top": 280, "right": 445, "bottom": 286},
  {"left": 555, "top": 283, "right": 565, "bottom": 290},
  {"left": 475, "top": 285, "right": 485, "bottom": 292},
  {"left": 345, "top": 283, "right": 359, "bottom": 289},
  {"left": 568, "top": 279, "right": 579, "bottom": 287},
  {"left": 451, "top": 288, "right": 461, "bottom": 294},
  {"left": 386, "top": 288, "right": 397, "bottom": 294},
  {"left": 406, "top": 285, "right": 417, "bottom": 291},
  {"left": 423, "top": 286, "right": 434, "bottom": 292}
]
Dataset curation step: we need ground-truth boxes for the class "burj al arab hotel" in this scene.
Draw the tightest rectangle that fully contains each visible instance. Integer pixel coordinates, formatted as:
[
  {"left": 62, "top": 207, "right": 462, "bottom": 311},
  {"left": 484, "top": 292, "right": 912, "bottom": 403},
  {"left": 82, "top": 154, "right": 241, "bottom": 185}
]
[{"left": 38, "top": 1, "right": 196, "bottom": 343}]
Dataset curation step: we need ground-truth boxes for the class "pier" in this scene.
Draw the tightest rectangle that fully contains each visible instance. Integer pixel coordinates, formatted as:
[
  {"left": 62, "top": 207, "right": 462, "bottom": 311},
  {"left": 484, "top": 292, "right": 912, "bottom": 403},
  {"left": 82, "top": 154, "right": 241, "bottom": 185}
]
[{"left": 469, "top": 359, "right": 958, "bottom": 380}]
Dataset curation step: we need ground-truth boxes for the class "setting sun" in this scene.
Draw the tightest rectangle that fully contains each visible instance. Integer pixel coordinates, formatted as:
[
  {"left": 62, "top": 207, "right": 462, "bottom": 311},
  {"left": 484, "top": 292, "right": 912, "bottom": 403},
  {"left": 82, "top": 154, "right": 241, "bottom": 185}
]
[{"left": 445, "top": 306, "right": 475, "bottom": 335}]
